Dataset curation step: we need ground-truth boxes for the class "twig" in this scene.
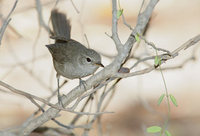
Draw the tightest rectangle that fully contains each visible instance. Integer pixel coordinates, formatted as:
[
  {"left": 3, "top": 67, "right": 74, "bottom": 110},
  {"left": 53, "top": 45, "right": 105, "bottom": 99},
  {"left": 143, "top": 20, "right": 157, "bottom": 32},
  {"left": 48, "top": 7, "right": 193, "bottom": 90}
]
[
  {"left": 34, "top": 80, "right": 68, "bottom": 115},
  {"left": 0, "top": 0, "right": 18, "bottom": 45},
  {"left": 70, "top": 95, "right": 93, "bottom": 125},
  {"left": 130, "top": 56, "right": 154, "bottom": 69},
  {"left": 105, "top": 32, "right": 112, "bottom": 39},
  {"left": 96, "top": 79, "right": 120, "bottom": 136},
  {"left": 0, "top": 15, "right": 22, "bottom": 38},
  {"left": 117, "top": 0, "right": 133, "bottom": 31},
  {"left": 140, "top": 35, "right": 172, "bottom": 55},
  {"left": 83, "top": 79, "right": 120, "bottom": 133},
  {"left": 35, "top": 0, "right": 52, "bottom": 34},
  {"left": 102, "top": 79, "right": 120, "bottom": 111},
  {"left": 121, "top": 13, "right": 133, "bottom": 30},
  {"left": 70, "top": 0, "right": 80, "bottom": 14},
  {"left": 0, "top": 80, "right": 112, "bottom": 116},
  {"left": 172, "top": 34, "right": 200, "bottom": 53}
]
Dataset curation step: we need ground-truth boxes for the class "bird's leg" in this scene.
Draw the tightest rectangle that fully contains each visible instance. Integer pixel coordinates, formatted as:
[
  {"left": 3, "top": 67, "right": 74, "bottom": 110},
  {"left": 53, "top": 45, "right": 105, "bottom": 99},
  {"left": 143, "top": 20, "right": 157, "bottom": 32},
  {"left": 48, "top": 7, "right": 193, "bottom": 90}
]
[
  {"left": 57, "top": 74, "right": 64, "bottom": 107},
  {"left": 79, "top": 78, "right": 87, "bottom": 91}
]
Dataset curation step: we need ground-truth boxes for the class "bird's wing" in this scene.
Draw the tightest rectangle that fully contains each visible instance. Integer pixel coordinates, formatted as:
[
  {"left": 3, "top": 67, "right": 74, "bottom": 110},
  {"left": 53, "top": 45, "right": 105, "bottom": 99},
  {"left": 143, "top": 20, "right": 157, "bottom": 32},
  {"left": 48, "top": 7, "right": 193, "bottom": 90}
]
[{"left": 46, "top": 43, "right": 72, "bottom": 64}]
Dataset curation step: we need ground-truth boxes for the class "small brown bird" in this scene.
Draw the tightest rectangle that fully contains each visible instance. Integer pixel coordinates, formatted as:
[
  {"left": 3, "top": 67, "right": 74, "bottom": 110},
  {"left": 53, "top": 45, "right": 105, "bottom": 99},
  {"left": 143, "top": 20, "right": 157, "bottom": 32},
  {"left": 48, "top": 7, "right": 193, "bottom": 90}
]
[{"left": 46, "top": 9, "right": 104, "bottom": 106}]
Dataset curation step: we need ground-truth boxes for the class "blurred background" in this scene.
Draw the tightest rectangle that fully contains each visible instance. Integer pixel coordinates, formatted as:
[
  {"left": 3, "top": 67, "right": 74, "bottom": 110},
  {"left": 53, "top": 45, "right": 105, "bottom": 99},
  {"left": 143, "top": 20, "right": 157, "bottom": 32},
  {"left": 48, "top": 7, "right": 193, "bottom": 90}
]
[{"left": 0, "top": 0, "right": 200, "bottom": 135}]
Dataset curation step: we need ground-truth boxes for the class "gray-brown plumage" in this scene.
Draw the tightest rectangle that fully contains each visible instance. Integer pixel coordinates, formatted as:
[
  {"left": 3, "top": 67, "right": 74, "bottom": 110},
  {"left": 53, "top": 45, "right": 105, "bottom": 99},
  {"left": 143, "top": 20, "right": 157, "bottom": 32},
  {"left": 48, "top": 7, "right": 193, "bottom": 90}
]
[
  {"left": 50, "top": 9, "right": 71, "bottom": 41},
  {"left": 46, "top": 9, "right": 103, "bottom": 79},
  {"left": 46, "top": 40, "right": 103, "bottom": 79},
  {"left": 46, "top": 9, "right": 103, "bottom": 106}
]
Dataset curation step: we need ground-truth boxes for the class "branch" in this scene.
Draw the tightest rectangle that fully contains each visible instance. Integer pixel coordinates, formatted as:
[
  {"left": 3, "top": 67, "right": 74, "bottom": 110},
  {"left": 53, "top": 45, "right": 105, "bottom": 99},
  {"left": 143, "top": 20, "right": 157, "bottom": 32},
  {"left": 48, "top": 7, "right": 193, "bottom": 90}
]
[
  {"left": 115, "top": 34, "right": 200, "bottom": 78},
  {"left": 69, "top": 77, "right": 114, "bottom": 110},
  {"left": 112, "top": 0, "right": 123, "bottom": 51},
  {"left": 0, "top": 80, "right": 112, "bottom": 116}
]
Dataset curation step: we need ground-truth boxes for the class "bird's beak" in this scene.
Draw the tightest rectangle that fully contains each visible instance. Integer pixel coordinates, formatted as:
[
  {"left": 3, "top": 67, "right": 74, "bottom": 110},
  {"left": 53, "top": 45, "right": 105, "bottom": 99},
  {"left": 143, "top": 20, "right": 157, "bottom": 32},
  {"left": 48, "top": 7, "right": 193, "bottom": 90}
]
[{"left": 95, "top": 62, "right": 104, "bottom": 67}]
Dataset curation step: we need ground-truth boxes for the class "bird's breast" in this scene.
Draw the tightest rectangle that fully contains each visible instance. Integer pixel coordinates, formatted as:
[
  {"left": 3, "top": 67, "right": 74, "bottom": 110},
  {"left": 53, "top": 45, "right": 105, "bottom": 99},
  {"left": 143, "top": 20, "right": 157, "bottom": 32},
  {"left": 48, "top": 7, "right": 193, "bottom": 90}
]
[{"left": 53, "top": 60, "right": 97, "bottom": 79}]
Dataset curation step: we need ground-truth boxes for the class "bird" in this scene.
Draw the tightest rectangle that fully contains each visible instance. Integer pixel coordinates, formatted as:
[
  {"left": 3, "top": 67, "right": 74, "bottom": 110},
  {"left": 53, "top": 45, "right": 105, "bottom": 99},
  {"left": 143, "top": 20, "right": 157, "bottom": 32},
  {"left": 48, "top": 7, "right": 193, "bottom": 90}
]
[{"left": 46, "top": 9, "right": 104, "bottom": 106}]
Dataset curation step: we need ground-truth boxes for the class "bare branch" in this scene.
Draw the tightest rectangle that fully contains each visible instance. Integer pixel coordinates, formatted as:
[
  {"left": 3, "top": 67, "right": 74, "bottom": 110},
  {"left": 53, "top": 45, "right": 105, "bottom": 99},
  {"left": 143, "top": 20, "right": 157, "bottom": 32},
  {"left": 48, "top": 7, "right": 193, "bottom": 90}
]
[
  {"left": 172, "top": 34, "right": 200, "bottom": 54},
  {"left": 112, "top": 0, "right": 123, "bottom": 51},
  {"left": 70, "top": 78, "right": 114, "bottom": 111},
  {"left": 115, "top": 34, "right": 200, "bottom": 78},
  {"left": 0, "top": 80, "right": 112, "bottom": 116}
]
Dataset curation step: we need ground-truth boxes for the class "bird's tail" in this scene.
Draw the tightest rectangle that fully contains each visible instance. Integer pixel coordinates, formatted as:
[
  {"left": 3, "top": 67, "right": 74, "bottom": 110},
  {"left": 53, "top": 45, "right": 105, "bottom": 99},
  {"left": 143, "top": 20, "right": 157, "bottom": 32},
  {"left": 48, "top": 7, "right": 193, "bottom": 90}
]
[{"left": 50, "top": 9, "right": 71, "bottom": 41}]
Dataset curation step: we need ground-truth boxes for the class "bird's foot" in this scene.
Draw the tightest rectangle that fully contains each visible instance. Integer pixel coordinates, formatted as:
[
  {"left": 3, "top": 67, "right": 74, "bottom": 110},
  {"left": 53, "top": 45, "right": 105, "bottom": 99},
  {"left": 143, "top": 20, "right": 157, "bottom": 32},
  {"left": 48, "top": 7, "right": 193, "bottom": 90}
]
[
  {"left": 58, "top": 94, "right": 64, "bottom": 108},
  {"left": 79, "top": 78, "right": 87, "bottom": 91}
]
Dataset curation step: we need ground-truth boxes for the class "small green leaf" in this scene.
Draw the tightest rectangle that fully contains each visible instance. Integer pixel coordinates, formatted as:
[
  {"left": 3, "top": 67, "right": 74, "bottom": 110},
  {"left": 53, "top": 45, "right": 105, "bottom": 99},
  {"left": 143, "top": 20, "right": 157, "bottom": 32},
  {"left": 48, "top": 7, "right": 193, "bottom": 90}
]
[
  {"left": 135, "top": 33, "right": 140, "bottom": 42},
  {"left": 154, "top": 56, "right": 161, "bottom": 66},
  {"left": 147, "top": 126, "right": 162, "bottom": 133},
  {"left": 165, "top": 130, "right": 172, "bottom": 136},
  {"left": 117, "top": 9, "right": 123, "bottom": 19},
  {"left": 158, "top": 94, "right": 165, "bottom": 106},
  {"left": 170, "top": 94, "right": 178, "bottom": 107}
]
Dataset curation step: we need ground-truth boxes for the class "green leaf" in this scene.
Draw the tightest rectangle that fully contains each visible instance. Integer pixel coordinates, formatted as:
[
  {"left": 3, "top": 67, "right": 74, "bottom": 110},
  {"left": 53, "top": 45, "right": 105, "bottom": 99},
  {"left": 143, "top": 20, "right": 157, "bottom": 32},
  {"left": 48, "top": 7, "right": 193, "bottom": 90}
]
[
  {"left": 147, "top": 126, "right": 162, "bottom": 133},
  {"left": 170, "top": 94, "right": 178, "bottom": 107},
  {"left": 165, "top": 130, "right": 172, "bottom": 136},
  {"left": 135, "top": 33, "right": 140, "bottom": 42},
  {"left": 158, "top": 94, "right": 165, "bottom": 106},
  {"left": 117, "top": 9, "right": 123, "bottom": 19},
  {"left": 155, "top": 56, "right": 161, "bottom": 66}
]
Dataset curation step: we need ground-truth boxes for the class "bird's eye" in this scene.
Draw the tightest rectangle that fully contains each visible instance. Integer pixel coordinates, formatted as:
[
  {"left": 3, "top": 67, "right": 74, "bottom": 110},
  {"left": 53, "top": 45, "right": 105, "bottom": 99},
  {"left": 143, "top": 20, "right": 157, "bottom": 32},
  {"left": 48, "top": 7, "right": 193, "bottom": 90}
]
[{"left": 86, "top": 57, "right": 91, "bottom": 62}]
